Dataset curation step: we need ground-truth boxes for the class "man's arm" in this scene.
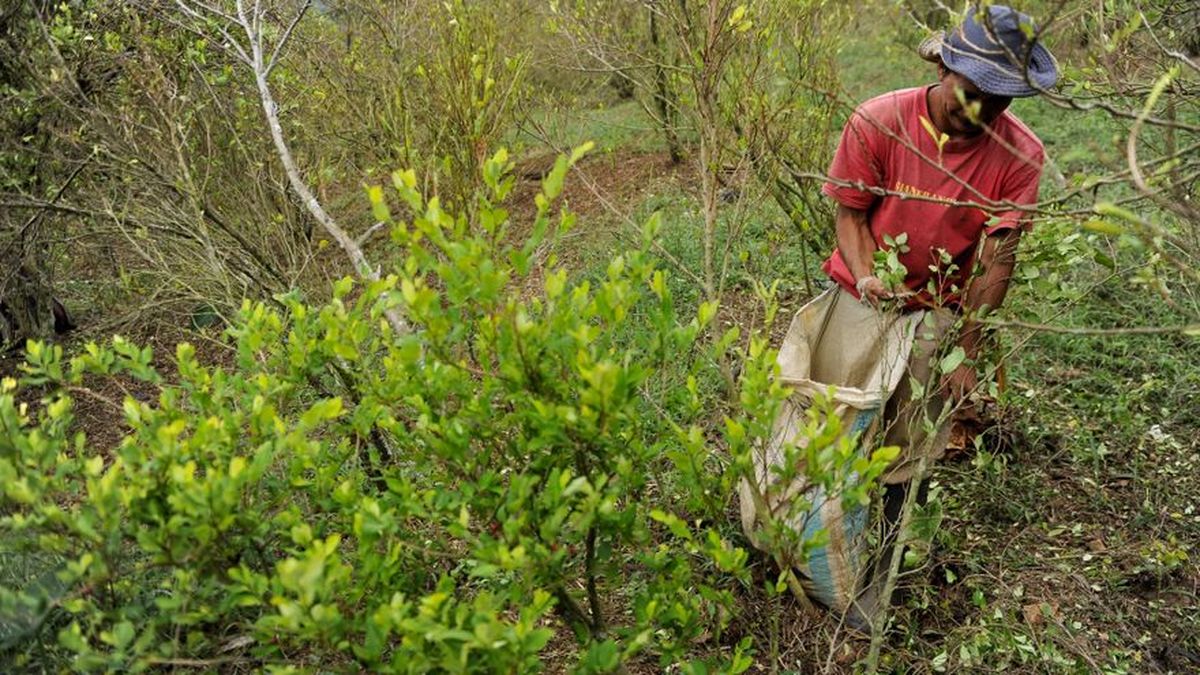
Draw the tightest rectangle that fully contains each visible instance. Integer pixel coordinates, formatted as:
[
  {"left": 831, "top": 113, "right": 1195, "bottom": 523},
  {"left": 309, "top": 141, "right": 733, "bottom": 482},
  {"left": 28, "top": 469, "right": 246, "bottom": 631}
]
[
  {"left": 834, "top": 204, "right": 892, "bottom": 304},
  {"left": 944, "top": 227, "right": 1022, "bottom": 400}
]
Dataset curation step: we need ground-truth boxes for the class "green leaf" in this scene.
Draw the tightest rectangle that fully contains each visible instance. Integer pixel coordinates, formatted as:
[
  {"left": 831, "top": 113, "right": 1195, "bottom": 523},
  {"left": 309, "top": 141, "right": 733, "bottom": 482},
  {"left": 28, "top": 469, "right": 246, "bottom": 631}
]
[
  {"left": 650, "top": 509, "right": 693, "bottom": 541},
  {"left": 229, "top": 456, "right": 247, "bottom": 479},
  {"left": 58, "top": 622, "right": 88, "bottom": 654},
  {"left": 1082, "top": 219, "right": 1123, "bottom": 235},
  {"left": 871, "top": 445, "right": 901, "bottom": 464},
  {"left": 1093, "top": 202, "right": 1143, "bottom": 224},
  {"left": 300, "top": 397, "right": 343, "bottom": 428},
  {"left": 103, "top": 621, "right": 135, "bottom": 649},
  {"left": 542, "top": 155, "right": 569, "bottom": 202},
  {"left": 524, "top": 627, "right": 554, "bottom": 653},
  {"left": 568, "top": 141, "right": 595, "bottom": 165},
  {"left": 580, "top": 639, "right": 620, "bottom": 672},
  {"left": 368, "top": 184, "right": 390, "bottom": 223},
  {"left": 728, "top": 4, "right": 746, "bottom": 27},
  {"left": 641, "top": 211, "right": 662, "bottom": 245},
  {"left": 939, "top": 346, "right": 967, "bottom": 374},
  {"left": 545, "top": 268, "right": 567, "bottom": 299},
  {"left": 332, "top": 276, "right": 355, "bottom": 299},
  {"left": 85, "top": 455, "right": 104, "bottom": 476}
]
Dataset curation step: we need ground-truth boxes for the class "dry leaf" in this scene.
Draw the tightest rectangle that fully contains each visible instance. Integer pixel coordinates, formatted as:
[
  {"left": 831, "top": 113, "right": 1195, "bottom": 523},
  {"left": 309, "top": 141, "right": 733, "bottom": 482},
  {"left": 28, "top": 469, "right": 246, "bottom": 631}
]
[{"left": 1022, "top": 601, "right": 1060, "bottom": 627}]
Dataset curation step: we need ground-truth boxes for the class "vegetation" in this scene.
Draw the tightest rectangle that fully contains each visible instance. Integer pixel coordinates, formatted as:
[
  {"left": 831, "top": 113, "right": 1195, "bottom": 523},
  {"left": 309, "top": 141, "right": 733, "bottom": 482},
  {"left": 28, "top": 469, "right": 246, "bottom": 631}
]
[{"left": 1, "top": 0, "right": 1197, "bottom": 671}]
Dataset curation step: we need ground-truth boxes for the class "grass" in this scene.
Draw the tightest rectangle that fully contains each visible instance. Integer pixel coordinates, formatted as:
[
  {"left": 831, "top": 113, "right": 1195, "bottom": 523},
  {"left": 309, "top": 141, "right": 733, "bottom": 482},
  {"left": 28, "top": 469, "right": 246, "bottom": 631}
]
[{"left": 512, "top": 98, "right": 668, "bottom": 157}]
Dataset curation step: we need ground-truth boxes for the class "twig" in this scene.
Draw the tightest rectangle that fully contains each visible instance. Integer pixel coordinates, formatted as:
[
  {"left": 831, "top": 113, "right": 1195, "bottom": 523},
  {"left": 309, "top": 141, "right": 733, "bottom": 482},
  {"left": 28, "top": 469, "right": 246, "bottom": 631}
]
[
  {"left": 266, "top": 0, "right": 311, "bottom": 76},
  {"left": 144, "top": 655, "right": 253, "bottom": 668},
  {"left": 355, "top": 221, "right": 388, "bottom": 247},
  {"left": 982, "top": 318, "right": 1199, "bottom": 336}
]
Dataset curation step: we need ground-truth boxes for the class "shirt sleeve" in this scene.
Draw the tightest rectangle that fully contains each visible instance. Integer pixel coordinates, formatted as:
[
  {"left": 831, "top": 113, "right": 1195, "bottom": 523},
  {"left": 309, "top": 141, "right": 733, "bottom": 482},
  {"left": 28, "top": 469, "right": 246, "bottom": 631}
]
[
  {"left": 821, "top": 106, "right": 887, "bottom": 210},
  {"left": 986, "top": 150, "right": 1043, "bottom": 234}
]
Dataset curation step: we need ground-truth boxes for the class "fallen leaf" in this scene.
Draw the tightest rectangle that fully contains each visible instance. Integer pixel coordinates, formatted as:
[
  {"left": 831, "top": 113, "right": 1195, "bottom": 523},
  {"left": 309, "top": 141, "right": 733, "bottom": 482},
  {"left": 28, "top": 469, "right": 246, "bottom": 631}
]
[
  {"left": 1022, "top": 601, "right": 1060, "bottom": 627},
  {"left": 945, "top": 395, "right": 997, "bottom": 458}
]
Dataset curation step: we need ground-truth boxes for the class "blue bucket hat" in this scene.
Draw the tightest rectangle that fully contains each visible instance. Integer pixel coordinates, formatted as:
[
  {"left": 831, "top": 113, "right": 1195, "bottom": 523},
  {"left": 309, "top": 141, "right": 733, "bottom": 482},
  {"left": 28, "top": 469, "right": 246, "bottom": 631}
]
[{"left": 918, "top": 4, "right": 1058, "bottom": 97}]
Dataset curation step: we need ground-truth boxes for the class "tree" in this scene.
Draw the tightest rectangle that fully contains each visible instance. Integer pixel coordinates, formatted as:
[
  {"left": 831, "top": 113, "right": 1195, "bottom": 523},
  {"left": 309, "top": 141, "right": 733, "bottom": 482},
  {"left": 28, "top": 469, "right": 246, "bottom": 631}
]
[{"left": 0, "top": 1, "right": 78, "bottom": 349}]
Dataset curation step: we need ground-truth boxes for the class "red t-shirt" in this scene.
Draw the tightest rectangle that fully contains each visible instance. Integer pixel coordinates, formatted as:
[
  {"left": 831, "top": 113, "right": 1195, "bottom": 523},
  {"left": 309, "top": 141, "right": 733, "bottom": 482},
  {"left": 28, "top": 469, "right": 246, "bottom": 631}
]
[{"left": 821, "top": 86, "right": 1044, "bottom": 308}]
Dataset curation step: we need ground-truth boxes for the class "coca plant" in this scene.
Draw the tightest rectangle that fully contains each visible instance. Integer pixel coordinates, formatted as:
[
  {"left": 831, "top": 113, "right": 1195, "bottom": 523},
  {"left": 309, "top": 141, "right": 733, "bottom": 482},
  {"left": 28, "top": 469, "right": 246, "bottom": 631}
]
[{"left": 0, "top": 147, "right": 894, "bottom": 672}]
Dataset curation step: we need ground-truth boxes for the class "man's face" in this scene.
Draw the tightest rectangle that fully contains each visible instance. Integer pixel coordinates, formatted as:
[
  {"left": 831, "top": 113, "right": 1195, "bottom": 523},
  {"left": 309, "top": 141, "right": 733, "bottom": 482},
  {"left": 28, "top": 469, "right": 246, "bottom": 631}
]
[{"left": 936, "top": 68, "right": 1012, "bottom": 134}]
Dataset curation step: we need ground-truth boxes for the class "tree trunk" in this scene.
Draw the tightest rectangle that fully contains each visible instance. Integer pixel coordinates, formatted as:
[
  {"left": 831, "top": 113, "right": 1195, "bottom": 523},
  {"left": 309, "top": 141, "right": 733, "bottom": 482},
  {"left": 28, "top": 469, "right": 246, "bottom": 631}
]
[
  {"left": 0, "top": 1, "right": 64, "bottom": 350},
  {"left": 1, "top": 176, "right": 62, "bottom": 349},
  {"left": 0, "top": 262, "right": 57, "bottom": 351}
]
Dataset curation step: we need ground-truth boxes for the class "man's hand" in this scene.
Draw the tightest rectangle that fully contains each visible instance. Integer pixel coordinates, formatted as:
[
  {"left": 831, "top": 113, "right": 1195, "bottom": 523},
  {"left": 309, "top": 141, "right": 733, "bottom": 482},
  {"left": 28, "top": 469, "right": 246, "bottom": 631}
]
[
  {"left": 856, "top": 275, "right": 914, "bottom": 307},
  {"left": 855, "top": 275, "right": 892, "bottom": 306},
  {"left": 941, "top": 362, "right": 978, "bottom": 403}
]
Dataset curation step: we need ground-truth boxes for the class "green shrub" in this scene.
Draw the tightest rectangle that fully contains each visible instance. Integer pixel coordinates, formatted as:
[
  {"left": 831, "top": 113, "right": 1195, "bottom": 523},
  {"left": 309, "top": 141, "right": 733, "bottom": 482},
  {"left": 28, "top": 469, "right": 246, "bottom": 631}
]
[{"left": 0, "top": 148, "right": 892, "bottom": 672}]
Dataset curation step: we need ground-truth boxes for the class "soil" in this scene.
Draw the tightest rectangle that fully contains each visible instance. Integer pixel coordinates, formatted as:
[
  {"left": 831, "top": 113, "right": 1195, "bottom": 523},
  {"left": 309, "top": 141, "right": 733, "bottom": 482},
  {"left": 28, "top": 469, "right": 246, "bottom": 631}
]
[
  {"left": 1, "top": 318, "right": 236, "bottom": 455},
  {"left": 511, "top": 149, "right": 697, "bottom": 223}
]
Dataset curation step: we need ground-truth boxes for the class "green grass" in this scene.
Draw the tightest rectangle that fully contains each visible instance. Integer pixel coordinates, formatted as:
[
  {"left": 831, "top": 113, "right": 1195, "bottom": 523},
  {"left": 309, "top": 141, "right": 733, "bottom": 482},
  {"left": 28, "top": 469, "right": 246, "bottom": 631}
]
[
  {"left": 0, "top": 538, "right": 69, "bottom": 670},
  {"left": 511, "top": 98, "right": 668, "bottom": 157}
]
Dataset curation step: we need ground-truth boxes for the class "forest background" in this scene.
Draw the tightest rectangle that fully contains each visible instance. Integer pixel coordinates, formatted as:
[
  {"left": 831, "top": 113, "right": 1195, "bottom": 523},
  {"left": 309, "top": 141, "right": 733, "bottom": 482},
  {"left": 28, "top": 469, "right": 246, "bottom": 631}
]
[{"left": 1, "top": 0, "right": 1198, "bottom": 672}]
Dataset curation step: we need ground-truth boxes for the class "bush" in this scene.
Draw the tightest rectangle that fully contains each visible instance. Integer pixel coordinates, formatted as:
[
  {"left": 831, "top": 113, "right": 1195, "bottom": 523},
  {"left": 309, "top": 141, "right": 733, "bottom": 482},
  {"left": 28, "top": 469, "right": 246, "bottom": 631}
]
[
  {"left": 1, "top": 148, "right": 727, "bottom": 671},
  {"left": 0, "top": 148, "right": 898, "bottom": 671}
]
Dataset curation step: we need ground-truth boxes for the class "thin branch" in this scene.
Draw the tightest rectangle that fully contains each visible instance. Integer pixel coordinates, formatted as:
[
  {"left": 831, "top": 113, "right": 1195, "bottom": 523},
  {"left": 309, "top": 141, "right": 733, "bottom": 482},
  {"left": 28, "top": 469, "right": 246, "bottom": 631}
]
[
  {"left": 266, "top": 0, "right": 310, "bottom": 76},
  {"left": 355, "top": 221, "right": 387, "bottom": 247},
  {"left": 0, "top": 198, "right": 97, "bottom": 218},
  {"left": 173, "top": 0, "right": 251, "bottom": 65},
  {"left": 1136, "top": 6, "right": 1200, "bottom": 75},
  {"left": 982, "top": 318, "right": 1199, "bottom": 337}
]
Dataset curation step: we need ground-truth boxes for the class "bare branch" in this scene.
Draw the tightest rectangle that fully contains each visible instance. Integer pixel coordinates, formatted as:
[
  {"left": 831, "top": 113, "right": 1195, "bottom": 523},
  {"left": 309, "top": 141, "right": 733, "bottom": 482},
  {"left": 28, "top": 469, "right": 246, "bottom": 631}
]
[
  {"left": 173, "top": 0, "right": 252, "bottom": 65},
  {"left": 266, "top": 0, "right": 311, "bottom": 76},
  {"left": 983, "top": 318, "right": 1200, "bottom": 336},
  {"left": 225, "top": 0, "right": 410, "bottom": 334}
]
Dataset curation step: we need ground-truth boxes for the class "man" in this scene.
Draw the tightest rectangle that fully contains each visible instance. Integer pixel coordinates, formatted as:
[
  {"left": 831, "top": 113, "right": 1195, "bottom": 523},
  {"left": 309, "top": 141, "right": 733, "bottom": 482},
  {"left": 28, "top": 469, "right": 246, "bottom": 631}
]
[{"left": 819, "top": 5, "right": 1057, "bottom": 627}]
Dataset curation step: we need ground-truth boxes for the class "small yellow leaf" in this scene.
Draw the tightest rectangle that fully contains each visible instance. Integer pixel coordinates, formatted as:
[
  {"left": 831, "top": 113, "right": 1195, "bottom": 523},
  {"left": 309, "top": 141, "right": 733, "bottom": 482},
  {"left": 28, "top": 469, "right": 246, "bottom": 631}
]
[
  {"left": 728, "top": 4, "right": 746, "bottom": 27},
  {"left": 85, "top": 455, "right": 105, "bottom": 477},
  {"left": 1083, "top": 219, "right": 1123, "bottom": 235},
  {"left": 392, "top": 168, "right": 417, "bottom": 190},
  {"left": 919, "top": 115, "right": 949, "bottom": 154}
]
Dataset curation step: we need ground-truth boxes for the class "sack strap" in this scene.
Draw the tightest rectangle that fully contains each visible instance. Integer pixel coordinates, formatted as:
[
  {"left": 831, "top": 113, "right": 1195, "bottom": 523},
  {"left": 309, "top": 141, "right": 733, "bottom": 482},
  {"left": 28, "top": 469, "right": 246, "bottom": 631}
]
[{"left": 813, "top": 286, "right": 841, "bottom": 349}]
